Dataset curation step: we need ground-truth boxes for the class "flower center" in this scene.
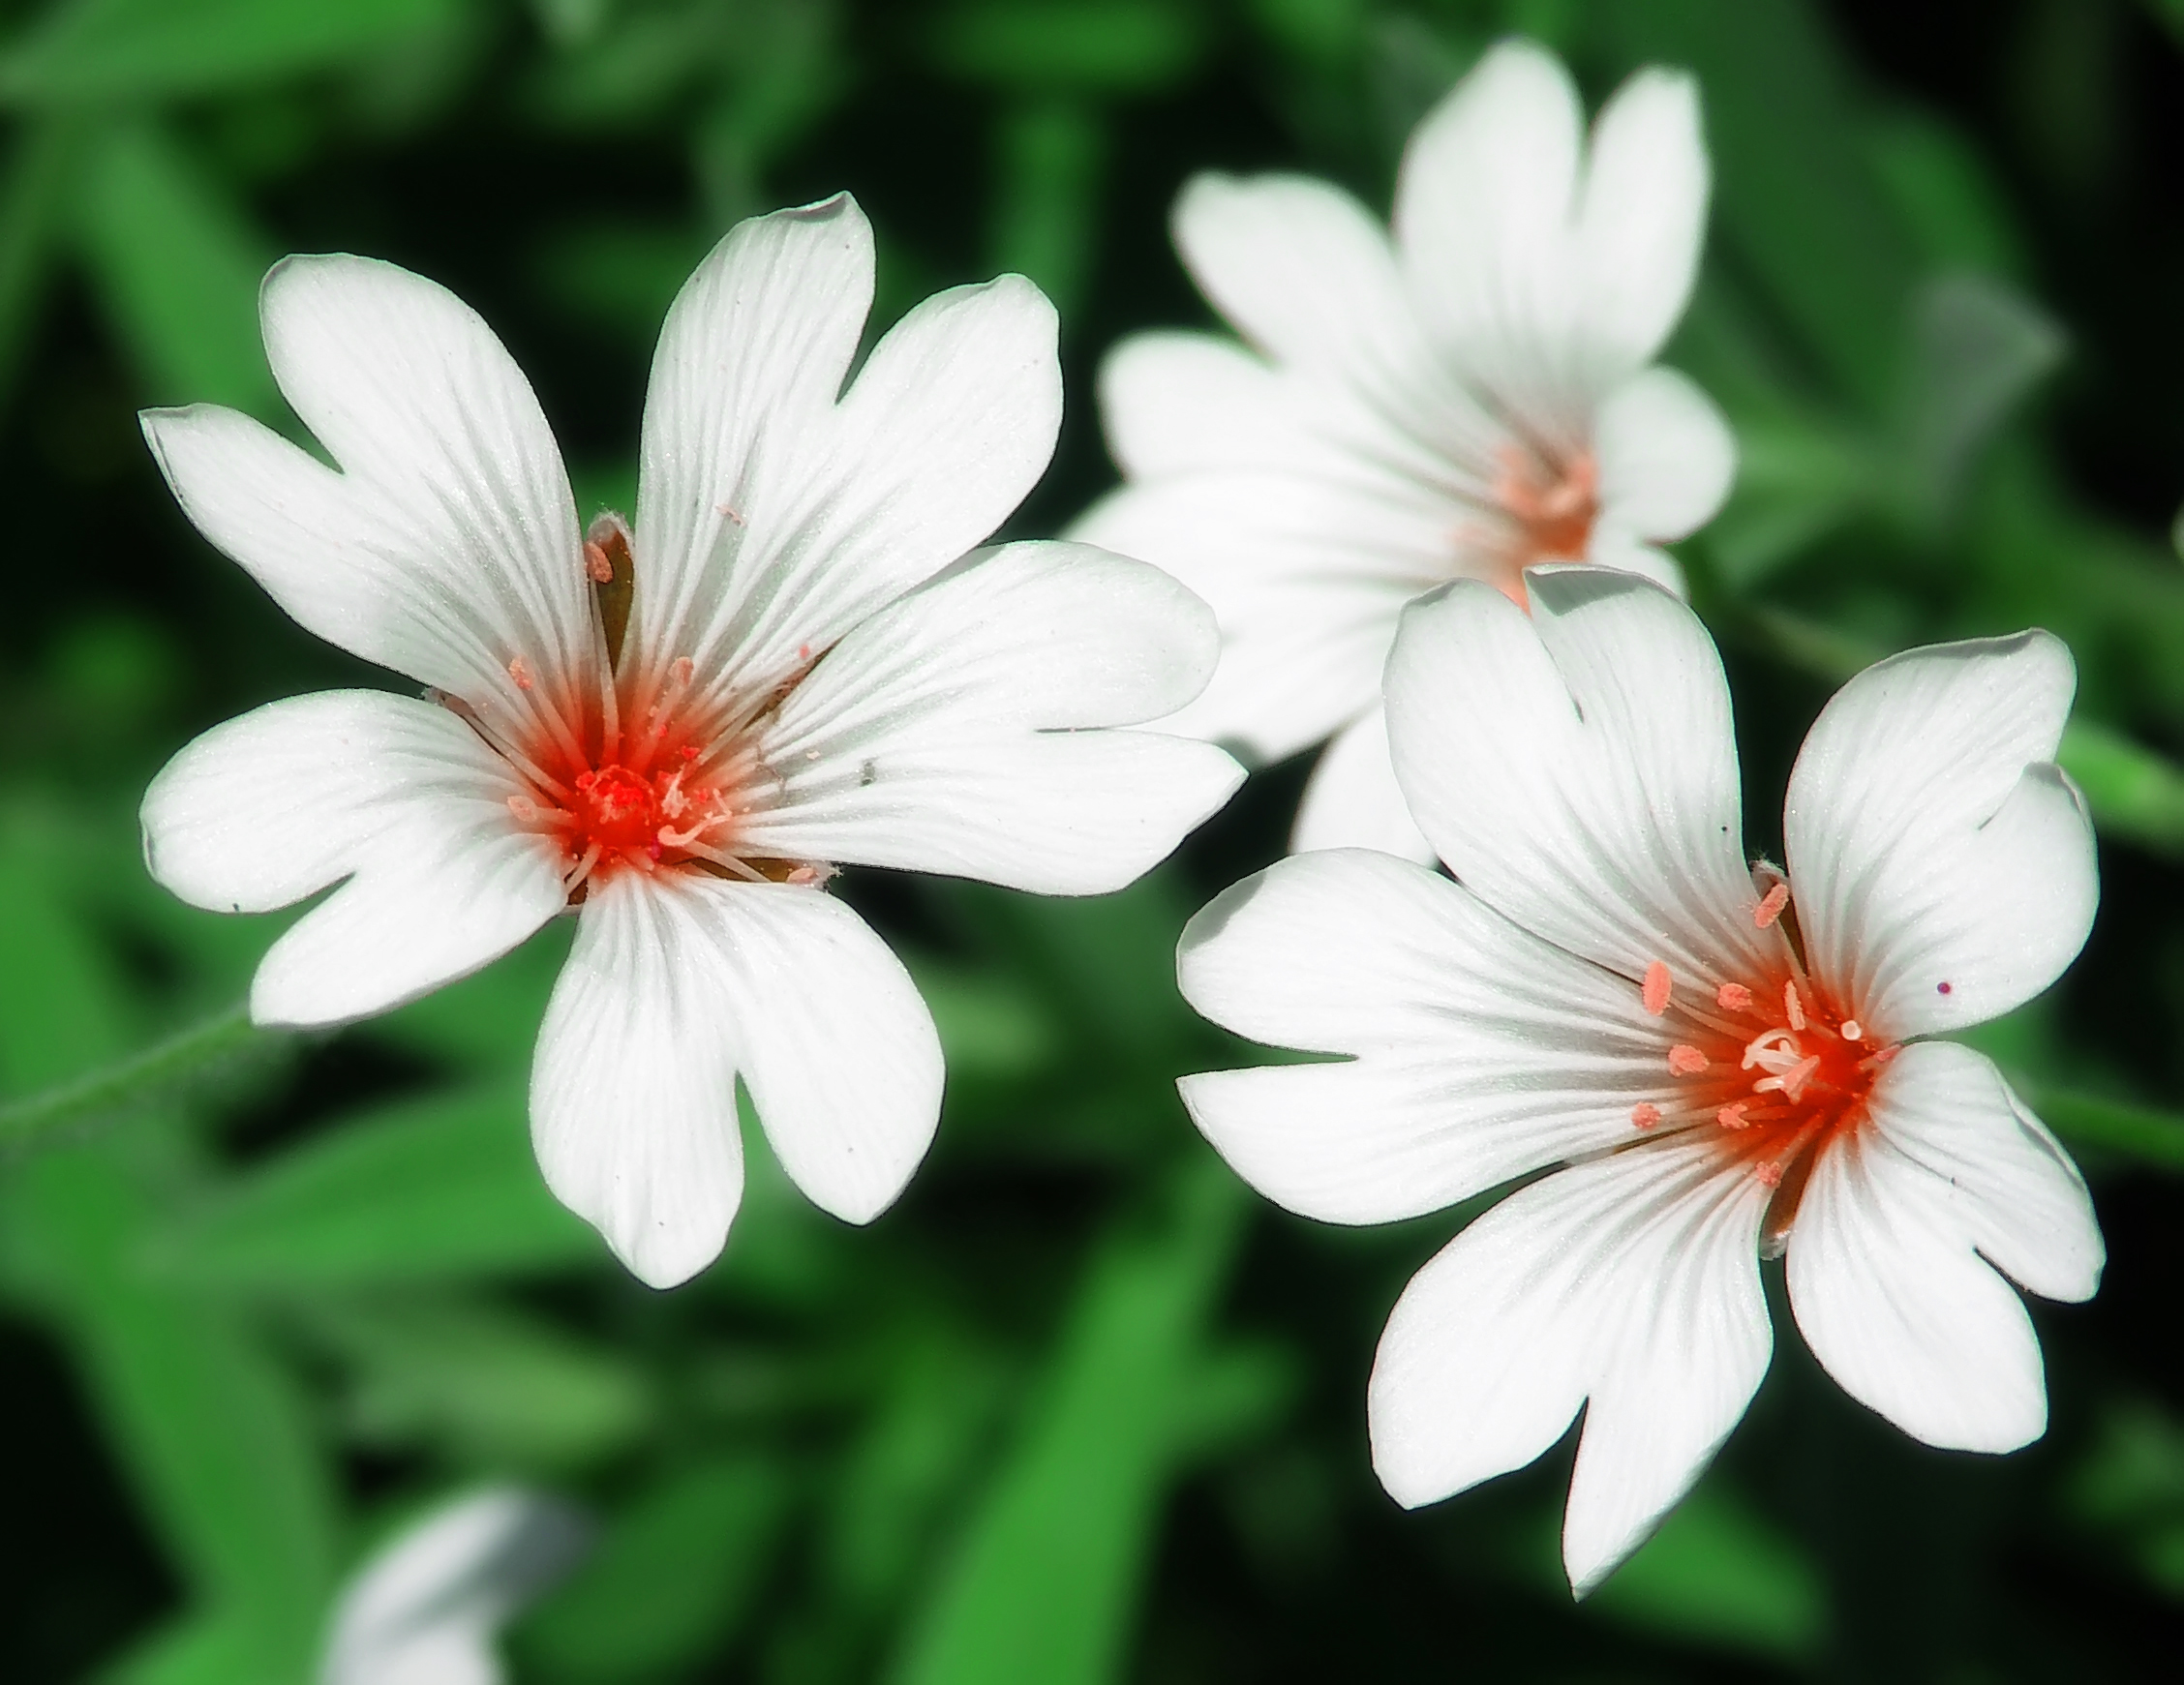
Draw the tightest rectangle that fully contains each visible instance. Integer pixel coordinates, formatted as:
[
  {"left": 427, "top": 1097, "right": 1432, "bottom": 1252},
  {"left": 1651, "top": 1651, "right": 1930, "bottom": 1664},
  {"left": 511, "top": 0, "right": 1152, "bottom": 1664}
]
[
  {"left": 1496, "top": 446, "right": 1597, "bottom": 565},
  {"left": 1629, "top": 885, "right": 1896, "bottom": 1250}
]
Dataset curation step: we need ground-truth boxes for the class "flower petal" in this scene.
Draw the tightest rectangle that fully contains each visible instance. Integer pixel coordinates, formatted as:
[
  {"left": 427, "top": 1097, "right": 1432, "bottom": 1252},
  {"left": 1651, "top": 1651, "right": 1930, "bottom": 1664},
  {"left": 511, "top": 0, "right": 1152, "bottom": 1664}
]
[
  {"left": 321, "top": 1489, "right": 587, "bottom": 1685},
  {"left": 633, "top": 195, "right": 873, "bottom": 660},
  {"left": 1384, "top": 567, "right": 1773, "bottom": 991},
  {"left": 1096, "top": 331, "right": 1303, "bottom": 480},
  {"left": 1783, "top": 632, "right": 2095, "bottom": 1038},
  {"left": 1785, "top": 1040, "right": 2101, "bottom": 1453},
  {"left": 1593, "top": 365, "right": 1735, "bottom": 543},
  {"left": 1394, "top": 41, "right": 1583, "bottom": 418},
  {"left": 1071, "top": 470, "right": 1436, "bottom": 762},
  {"left": 1289, "top": 706, "right": 1435, "bottom": 861},
  {"left": 141, "top": 690, "right": 566, "bottom": 1029},
  {"left": 1575, "top": 66, "right": 1710, "bottom": 376},
  {"left": 530, "top": 874, "right": 747, "bottom": 1288},
  {"left": 531, "top": 873, "right": 941, "bottom": 1286},
  {"left": 705, "top": 882, "right": 944, "bottom": 1226},
  {"left": 1368, "top": 1134, "right": 1773, "bottom": 1597},
  {"left": 629, "top": 195, "right": 1061, "bottom": 704},
  {"left": 743, "top": 542, "right": 1242, "bottom": 894},
  {"left": 1177, "top": 850, "right": 1678, "bottom": 1224},
  {"left": 142, "top": 255, "right": 593, "bottom": 709},
  {"left": 1172, "top": 172, "right": 1417, "bottom": 376}
]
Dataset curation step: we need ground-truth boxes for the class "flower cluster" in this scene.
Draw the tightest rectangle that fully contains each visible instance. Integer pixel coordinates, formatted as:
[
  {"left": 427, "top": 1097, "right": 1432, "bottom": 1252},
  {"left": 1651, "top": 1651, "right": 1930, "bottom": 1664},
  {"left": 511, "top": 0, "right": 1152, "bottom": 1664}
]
[{"left": 139, "top": 36, "right": 2105, "bottom": 1601}]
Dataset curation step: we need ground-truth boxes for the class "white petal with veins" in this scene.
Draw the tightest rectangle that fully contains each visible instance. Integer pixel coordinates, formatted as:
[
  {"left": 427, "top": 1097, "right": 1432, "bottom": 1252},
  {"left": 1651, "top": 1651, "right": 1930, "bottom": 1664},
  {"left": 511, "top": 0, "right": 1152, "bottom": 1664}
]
[
  {"left": 142, "top": 254, "right": 594, "bottom": 719},
  {"left": 631, "top": 196, "right": 1061, "bottom": 710},
  {"left": 1180, "top": 850, "right": 1677, "bottom": 1225},
  {"left": 1786, "top": 1040, "right": 2102, "bottom": 1451},
  {"left": 743, "top": 542, "right": 1241, "bottom": 894},
  {"left": 1783, "top": 632, "right": 2095, "bottom": 1038},
  {"left": 1386, "top": 568, "right": 1772, "bottom": 988},
  {"left": 143, "top": 690, "right": 567, "bottom": 1029},
  {"left": 1369, "top": 1133, "right": 1773, "bottom": 1597},
  {"left": 531, "top": 873, "right": 941, "bottom": 1285}
]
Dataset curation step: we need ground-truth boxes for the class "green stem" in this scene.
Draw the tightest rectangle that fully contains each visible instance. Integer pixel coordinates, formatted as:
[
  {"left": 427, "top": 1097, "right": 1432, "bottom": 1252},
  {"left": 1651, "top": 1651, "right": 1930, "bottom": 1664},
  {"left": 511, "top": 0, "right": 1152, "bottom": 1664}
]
[
  {"left": 0, "top": 1002, "right": 267, "bottom": 1154},
  {"left": 2024, "top": 1082, "right": 2184, "bottom": 1175}
]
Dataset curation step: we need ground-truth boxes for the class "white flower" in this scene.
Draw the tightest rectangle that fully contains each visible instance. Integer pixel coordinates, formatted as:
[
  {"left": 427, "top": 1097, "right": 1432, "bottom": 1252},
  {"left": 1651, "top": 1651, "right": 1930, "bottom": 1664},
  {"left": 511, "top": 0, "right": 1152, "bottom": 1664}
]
[
  {"left": 320, "top": 1488, "right": 586, "bottom": 1685},
  {"left": 1176, "top": 567, "right": 2103, "bottom": 1595},
  {"left": 140, "top": 195, "right": 1241, "bottom": 1287},
  {"left": 1074, "top": 39, "right": 1734, "bottom": 859}
]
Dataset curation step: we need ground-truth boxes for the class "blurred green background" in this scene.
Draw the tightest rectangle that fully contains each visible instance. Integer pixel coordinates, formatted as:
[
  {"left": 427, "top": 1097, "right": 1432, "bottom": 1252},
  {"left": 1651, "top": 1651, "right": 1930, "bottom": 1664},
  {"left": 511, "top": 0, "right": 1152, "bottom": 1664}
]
[{"left": 5, "top": 0, "right": 2184, "bottom": 1678}]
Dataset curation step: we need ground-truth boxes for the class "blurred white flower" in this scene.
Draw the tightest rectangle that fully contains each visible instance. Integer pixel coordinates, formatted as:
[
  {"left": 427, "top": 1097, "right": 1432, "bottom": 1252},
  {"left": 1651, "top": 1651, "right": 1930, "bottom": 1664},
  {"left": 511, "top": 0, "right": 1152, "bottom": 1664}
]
[
  {"left": 321, "top": 1489, "right": 586, "bottom": 1685},
  {"left": 140, "top": 195, "right": 1240, "bottom": 1287},
  {"left": 1075, "top": 39, "right": 1734, "bottom": 858},
  {"left": 1177, "top": 567, "right": 2103, "bottom": 1595}
]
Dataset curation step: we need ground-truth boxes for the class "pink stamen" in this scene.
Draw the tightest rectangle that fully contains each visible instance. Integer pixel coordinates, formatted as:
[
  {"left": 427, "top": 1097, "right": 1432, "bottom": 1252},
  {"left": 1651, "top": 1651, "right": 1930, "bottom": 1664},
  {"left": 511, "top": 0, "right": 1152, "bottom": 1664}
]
[
  {"left": 584, "top": 540, "right": 615, "bottom": 584},
  {"left": 1783, "top": 980, "right": 1806, "bottom": 1031},
  {"left": 1631, "top": 1101, "right": 1662, "bottom": 1130},
  {"left": 1754, "top": 884, "right": 1791, "bottom": 929},
  {"left": 507, "top": 655, "right": 534, "bottom": 691},
  {"left": 1642, "top": 961, "right": 1672, "bottom": 1016},
  {"left": 1754, "top": 1160, "right": 1785, "bottom": 1189},
  {"left": 1668, "top": 1044, "right": 1709, "bottom": 1076},
  {"left": 1716, "top": 1100, "right": 1752, "bottom": 1129},
  {"left": 1717, "top": 982, "right": 1753, "bottom": 1011}
]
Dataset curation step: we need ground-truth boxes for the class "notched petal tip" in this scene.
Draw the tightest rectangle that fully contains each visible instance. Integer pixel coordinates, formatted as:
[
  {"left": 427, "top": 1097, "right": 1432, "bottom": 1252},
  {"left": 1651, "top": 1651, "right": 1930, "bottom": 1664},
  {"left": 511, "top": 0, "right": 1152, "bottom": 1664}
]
[{"left": 1521, "top": 557, "right": 1682, "bottom": 617}]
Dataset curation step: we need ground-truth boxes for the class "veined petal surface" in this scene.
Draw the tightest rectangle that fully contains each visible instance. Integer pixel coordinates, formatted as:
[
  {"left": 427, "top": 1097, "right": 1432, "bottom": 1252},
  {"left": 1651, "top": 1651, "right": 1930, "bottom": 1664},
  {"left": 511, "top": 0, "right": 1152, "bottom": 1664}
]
[
  {"left": 1783, "top": 632, "right": 2095, "bottom": 1038},
  {"left": 1574, "top": 66, "right": 1710, "bottom": 378},
  {"left": 1073, "top": 471, "right": 1436, "bottom": 762},
  {"left": 1173, "top": 173, "right": 1420, "bottom": 378},
  {"left": 629, "top": 196, "right": 1061, "bottom": 707},
  {"left": 1178, "top": 850, "right": 1675, "bottom": 1224},
  {"left": 531, "top": 874, "right": 940, "bottom": 1286},
  {"left": 743, "top": 543, "right": 1240, "bottom": 893},
  {"left": 142, "top": 256, "right": 593, "bottom": 713},
  {"left": 1395, "top": 38, "right": 1584, "bottom": 416},
  {"left": 1785, "top": 1040, "right": 2101, "bottom": 1453},
  {"left": 142, "top": 690, "right": 566, "bottom": 1029},
  {"left": 1385, "top": 568, "right": 1772, "bottom": 988},
  {"left": 1369, "top": 1135, "right": 1773, "bottom": 1597}
]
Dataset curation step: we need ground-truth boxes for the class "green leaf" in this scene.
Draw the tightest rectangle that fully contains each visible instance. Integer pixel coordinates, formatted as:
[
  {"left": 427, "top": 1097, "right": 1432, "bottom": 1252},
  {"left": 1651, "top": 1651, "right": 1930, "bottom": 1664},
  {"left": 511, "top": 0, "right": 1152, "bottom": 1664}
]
[
  {"left": 0, "top": 813, "right": 339, "bottom": 1677},
  {"left": 518, "top": 1453, "right": 798, "bottom": 1680},
  {"left": 296, "top": 1292, "right": 652, "bottom": 1470},
  {"left": 930, "top": 0, "right": 1205, "bottom": 93},
  {"left": 372, "top": 922, "right": 571, "bottom": 1072},
  {"left": 1613, "top": 0, "right": 1913, "bottom": 411},
  {"left": 986, "top": 97, "right": 1105, "bottom": 321},
  {"left": 153, "top": 1083, "right": 599, "bottom": 1291},
  {"left": 890, "top": 1159, "right": 1244, "bottom": 1685},
  {"left": 72, "top": 119, "right": 275, "bottom": 414},
  {"left": 0, "top": 0, "right": 460, "bottom": 105},
  {"left": 2020, "top": 1085, "right": 2184, "bottom": 1175},
  {"left": 2056, "top": 719, "right": 2184, "bottom": 860},
  {"left": 0, "top": 119, "right": 80, "bottom": 414},
  {"left": 1586, "top": 1483, "right": 1827, "bottom": 1661},
  {"left": 905, "top": 958, "right": 1061, "bottom": 1083},
  {"left": 1896, "top": 272, "right": 2064, "bottom": 527},
  {"left": 95, "top": 1607, "right": 288, "bottom": 1685}
]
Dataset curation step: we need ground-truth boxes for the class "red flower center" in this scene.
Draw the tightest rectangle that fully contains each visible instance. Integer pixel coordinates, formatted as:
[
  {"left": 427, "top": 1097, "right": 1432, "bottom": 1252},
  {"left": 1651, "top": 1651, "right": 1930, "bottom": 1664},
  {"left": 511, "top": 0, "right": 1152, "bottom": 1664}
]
[
  {"left": 1472, "top": 445, "right": 1601, "bottom": 603},
  {"left": 1631, "top": 888, "right": 1894, "bottom": 1248}
]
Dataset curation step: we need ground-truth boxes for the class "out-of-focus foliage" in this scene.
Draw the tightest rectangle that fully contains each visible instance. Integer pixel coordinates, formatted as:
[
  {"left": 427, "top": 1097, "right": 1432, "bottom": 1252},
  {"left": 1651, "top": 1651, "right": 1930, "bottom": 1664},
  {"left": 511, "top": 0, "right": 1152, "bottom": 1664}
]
[{"left": 3, "top": 0, "right": 2184, "bottom": 1679}]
